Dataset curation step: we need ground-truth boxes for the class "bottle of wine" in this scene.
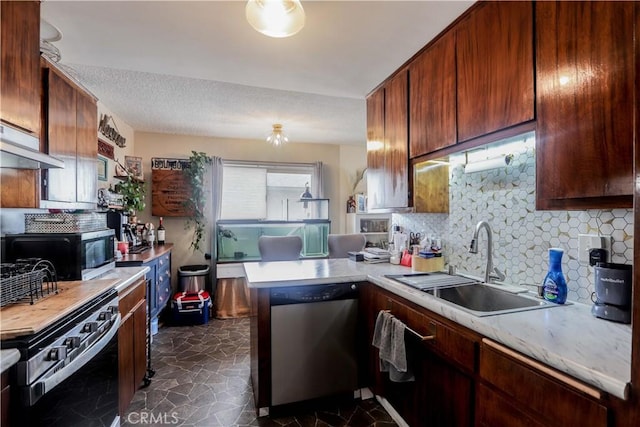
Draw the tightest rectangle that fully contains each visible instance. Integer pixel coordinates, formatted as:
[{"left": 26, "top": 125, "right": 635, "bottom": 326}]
[{"left": 157, "top": 217, "right": 166, "bottom": 245}]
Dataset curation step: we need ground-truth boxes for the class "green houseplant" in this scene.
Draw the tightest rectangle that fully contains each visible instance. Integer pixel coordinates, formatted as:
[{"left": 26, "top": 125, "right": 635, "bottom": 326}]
[
  {"left": 183, "top": 151, "right": 212, "bottom": 252},
  {"left": 114, "top": 174, "right": 146, "bottom": 216}
]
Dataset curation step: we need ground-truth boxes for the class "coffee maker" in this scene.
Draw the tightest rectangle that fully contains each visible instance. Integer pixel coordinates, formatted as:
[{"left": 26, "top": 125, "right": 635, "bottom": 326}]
[
  {"left": 591, "top": 262, "right": 632, "bottom": 324},
  {"left": 106, "top": 210, "right": 130, "bottom": 242}
]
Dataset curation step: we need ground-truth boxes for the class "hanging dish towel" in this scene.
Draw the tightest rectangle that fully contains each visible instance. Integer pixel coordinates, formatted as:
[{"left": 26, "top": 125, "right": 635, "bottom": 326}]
[{"left": 372, "top": 310, "right": 415, "bottom": 382}]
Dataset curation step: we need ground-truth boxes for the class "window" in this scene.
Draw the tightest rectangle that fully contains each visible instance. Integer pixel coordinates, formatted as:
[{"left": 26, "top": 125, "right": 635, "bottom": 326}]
[{"left": 220, "top": 161, "right": 322, "bottom": 220}]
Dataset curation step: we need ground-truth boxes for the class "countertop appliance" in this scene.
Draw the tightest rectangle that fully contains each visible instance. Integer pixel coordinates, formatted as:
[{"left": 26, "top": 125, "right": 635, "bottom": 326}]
[
  {"left": 591, "top": 263, "right": 632, "bottom": 324},
  {"left": 2, "top": 288, "right": 120, "bottom": 426},
  {"left": 4, "top": 229, "right": 116, "bottom": 281},
  {"left": 269, "top": 283, "right": 358, "bottom": 406}
]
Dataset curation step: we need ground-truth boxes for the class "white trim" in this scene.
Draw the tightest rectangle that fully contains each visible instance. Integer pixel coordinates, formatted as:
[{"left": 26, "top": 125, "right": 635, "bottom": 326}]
[{"left": 376, "top": 395, "right": 410, "bottom": 427}]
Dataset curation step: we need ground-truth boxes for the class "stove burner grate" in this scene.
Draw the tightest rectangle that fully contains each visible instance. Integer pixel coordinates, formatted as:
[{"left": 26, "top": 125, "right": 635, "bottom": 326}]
[{"left": 0, "top": 259, "right": 58, "bottom": 307}]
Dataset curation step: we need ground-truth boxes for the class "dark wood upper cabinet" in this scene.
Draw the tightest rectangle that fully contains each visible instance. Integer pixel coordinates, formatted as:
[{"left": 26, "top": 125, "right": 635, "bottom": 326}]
[
  {"left": 456, "top": 1, "right": 534, "bottom": 142},
  {"left": 366, "top": 89, "right": 385, "bottom": 211},
  {"left": 409, "top": 30, "right": 456, "bottom": 158},
  {"left": 0, "top": 0, "right": 41, "bottom": 209},
  {"left": 0, "top": 0, "right": 41, "bottom": 135},
  {"left": 42, "top": 61, "right": 98, "bottom": 207},
  {"left": 366, "top": 71, "right": 409, "bottom": 210},
  {"left": 76, "top": 92, "right": 98, "bottom": 204},
  {"left": 535, "top": 1, "right": 634, "bottom": 209},
  {"left": 45, "top": 67, "right": 78, "bottom": 203},
  {"left": 383, "top": 71, "right": 409, "bottom": 209}
]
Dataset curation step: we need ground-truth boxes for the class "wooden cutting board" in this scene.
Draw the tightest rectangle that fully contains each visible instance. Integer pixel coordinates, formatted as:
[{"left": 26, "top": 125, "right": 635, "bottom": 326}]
[{"left": 0, "top": 279, "right": 119, "bottom": 340}]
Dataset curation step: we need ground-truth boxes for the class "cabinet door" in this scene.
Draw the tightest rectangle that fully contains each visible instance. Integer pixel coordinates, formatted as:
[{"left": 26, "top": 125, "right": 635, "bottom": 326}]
[
  {"left": 409, "top": 30, "right": 456, "bottom": 158},
  {"left": 133, "top": 300, "right": 147, "bottom": 388},
  {"left": 118, "top": 312, "right": 135, "bottom": 416},
  {"left": 476, "top": 383, "right": 546, "bottom": 427},
  {"left": 366, "top": 89, "right": 385, "bottom": 210},
  {"left": 361, "top": 284, "right": 476, "bottom": 427},
  {"left": 456, "top": 1, "right": 534, "bottom": 142},
  {"left": 0, "top": 0, "right": 40, "bottom": 135},
  {"left": 45, "top": 68, "right": 77, "bottom": 203},
  {"left": 76, "top": 93, "right": 98, "bottom": 203},
  {"left": 535, "top": 1, "right": 633, "bottom": 209},
  {"left": 383, "top": 71, "right": 409, "bottom": 209}
]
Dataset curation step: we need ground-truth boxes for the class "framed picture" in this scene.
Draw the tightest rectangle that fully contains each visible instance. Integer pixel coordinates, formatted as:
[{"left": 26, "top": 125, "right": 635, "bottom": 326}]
[
  {"left": 124, "top": 155, "right": 143, "bottom": 180},
  {"left": 97, "top": 156, "right": 108, "bottom": 181},
  {"left": 356, "top": 193, "right": 367, "bottom": 213}
]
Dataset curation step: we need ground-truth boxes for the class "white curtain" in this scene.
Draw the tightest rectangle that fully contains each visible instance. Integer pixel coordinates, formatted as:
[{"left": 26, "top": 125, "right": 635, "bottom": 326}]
[
  {"left": 313, "top": 161, "right": 324, "bottom": 198},
  {"left": 209, "top": 157, "right": 224, "bottom": 291}
]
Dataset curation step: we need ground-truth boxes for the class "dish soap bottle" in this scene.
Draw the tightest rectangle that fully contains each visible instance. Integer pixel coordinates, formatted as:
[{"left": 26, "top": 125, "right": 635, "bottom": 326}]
[{"left": 542, "top": 248, "right": 567, "bottom": 304}]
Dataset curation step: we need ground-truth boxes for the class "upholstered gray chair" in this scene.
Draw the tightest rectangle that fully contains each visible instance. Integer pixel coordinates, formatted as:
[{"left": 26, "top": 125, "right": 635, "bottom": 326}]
[
  {"left": 258, "top": 235, "right": 303, "bottom": 261},
  {"left": 328, "top": 234, "right": 367, "bottom": 259}
]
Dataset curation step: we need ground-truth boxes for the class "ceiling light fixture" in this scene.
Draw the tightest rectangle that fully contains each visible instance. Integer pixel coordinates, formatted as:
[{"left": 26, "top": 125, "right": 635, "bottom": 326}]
[
  {"left": 246, "top": 0, "right": 306, "bottom": 38},
  {"left": 266, "top": 123, "right": 289, "bottom": 146}
]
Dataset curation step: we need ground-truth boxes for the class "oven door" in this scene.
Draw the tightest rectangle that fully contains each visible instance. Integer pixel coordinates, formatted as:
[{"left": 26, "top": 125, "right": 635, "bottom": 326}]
[{"left": 16, "top": 315, "right": 121, "bottom": 427}]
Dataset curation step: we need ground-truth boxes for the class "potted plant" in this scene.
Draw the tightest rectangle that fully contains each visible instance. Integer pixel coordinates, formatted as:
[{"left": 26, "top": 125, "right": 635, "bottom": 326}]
[
  {"left": 183, "top": 151, "right": 212, "bottom": 252},
  {"left": 114, "top": 174, "right": 146, "bottom": 218}
]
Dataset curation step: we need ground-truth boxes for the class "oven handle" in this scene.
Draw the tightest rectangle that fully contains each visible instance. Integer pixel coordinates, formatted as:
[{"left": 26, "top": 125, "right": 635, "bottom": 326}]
[{"left": 32, "top": 313, "right": 121, "bottom": 402}]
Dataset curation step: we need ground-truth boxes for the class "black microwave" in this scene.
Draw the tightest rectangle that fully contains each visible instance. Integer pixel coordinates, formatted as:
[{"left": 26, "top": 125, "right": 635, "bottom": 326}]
[{"left": 4, "top": 229, "right": 116, "bottom": 281}]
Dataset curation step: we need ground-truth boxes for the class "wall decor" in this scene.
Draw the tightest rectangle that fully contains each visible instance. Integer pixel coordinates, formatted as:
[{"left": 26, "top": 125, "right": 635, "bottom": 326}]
[
  {"left": 98, "top": 114, "right": 127, "bottom": 147},
  {"left": 97, "top": 156, "right": 108, "bottom": 181},
  {"left": 151, "top": 157, "right": 191, "bottom": 217},
  {"left": 124, "top": 155, "right": 143, "bottom": 180},
  {"left": 97, "top": 138, "right": 115, "bottom": 160}
]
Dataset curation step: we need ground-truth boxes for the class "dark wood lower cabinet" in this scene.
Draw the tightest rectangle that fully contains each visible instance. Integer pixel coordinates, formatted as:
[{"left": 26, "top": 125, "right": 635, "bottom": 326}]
[
  {"left": 382, "top": 339, "right": 474, "bottom": 427},
  {"left": 118, "top": 278, "right": 147, "bottom": 415},
  {"left": 360, "top": 283, "right": 479, "bottom": 426},
  {"left": 1, "top": 370, "right": 10, "bottom": 427}
]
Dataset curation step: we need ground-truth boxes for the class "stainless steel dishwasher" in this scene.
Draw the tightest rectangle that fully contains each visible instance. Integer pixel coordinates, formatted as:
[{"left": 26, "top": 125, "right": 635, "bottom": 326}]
[{"left": 270, "top": 283, "right": 359, "bottom": 406}]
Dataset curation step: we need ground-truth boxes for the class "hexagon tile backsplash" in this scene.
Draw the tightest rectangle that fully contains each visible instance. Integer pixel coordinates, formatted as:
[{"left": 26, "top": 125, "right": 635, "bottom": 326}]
[{"left": 393, "top": 147, "right": 633, "bottom": 305}]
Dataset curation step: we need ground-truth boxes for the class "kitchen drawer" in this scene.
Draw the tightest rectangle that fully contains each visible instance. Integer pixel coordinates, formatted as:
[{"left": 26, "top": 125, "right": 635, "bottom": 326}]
[
  {"left": 480, "top": 339, "right": 607, "bottom": 427},
  {"left": 119, "top": 278, "right": 146, "bottom": 316},
  {"left": 385, "top": 295, "right": 477, "bottom": 372}
]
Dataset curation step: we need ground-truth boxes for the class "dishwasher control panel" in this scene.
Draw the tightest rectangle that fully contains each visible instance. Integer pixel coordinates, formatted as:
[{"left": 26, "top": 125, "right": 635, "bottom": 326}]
[{"left": 270, "top": 283, "right": 358, "bottom": 306}]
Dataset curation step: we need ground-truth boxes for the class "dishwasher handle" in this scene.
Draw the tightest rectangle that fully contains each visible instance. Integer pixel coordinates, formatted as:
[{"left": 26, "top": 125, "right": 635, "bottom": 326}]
[{"left": 270, "top": 283, "right": 358, "bottom": 306}]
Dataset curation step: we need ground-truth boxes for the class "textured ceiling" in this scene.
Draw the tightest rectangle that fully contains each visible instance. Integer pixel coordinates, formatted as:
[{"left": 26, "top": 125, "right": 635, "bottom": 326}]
[{"left": 41, "top": 1, "right": 474, "bottom": 145}]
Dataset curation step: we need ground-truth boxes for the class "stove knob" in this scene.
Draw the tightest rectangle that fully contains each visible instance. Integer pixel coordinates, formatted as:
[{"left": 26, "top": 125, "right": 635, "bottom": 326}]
[
  {"left": 48, "top": 346, "right": 67, "bottom": 361},
  {"left": 107, "top": 306, "right": 119, "bottom": 314},
  {"left": 63, "top": 336, "right": 81, "bottom": 349},
  {"left": 98, "top": 311, "right": 112, "bottom": 321},
  {"left": 82, "top": 322, "right": 98, "bottom": 333}
]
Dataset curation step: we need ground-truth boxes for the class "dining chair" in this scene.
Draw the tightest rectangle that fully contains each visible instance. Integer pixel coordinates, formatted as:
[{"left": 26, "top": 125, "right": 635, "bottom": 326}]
[
  {"left": 258, "top": 235, "right": 303, "bottom": 261},
  {"left": 328, "top": 234, "right": 367, "bottom": 259}
]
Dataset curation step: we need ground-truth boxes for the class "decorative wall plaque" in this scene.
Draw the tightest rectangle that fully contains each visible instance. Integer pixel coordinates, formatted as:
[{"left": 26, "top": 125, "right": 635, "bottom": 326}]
[
  {"left": 97, "top": 138, "right": 115, "bottom": 159},
  {"left": 151, "top": 158, "right": 192, "bottom": 217}
]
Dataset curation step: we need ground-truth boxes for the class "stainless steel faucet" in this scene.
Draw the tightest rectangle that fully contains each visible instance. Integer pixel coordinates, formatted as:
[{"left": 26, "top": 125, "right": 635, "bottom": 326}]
[{"left": 469, "top": 221, "right": 505, "bottom": 284}]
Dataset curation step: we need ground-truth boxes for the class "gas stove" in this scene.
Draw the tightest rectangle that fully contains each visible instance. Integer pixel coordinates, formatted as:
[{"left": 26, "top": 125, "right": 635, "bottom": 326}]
[{"left": 2, "top": 287, "right": 119, "bottom": 407}]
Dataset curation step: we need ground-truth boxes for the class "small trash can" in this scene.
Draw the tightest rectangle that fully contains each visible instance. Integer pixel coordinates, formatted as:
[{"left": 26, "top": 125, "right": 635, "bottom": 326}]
[{"left": 178, "top": 264, "right": 210, "bottom": 293}]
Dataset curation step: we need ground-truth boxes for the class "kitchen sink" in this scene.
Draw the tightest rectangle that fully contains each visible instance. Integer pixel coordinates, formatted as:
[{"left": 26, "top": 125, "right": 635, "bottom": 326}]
[{"left": 385, "top": 272, "right": 563, "bottom": 316}]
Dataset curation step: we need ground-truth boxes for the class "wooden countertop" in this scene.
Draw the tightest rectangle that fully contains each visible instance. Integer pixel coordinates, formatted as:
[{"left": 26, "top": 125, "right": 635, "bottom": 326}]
[
  {"left": 0, "top": 279, "right": 119, "bottom": 340},
  {"left": 117, "top": 243, "right": 173, "bottom": 265}
]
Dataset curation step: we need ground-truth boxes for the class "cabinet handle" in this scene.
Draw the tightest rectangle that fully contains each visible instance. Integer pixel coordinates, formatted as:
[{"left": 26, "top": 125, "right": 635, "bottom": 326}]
[{"left": 382, "top": 310, "right": 436, "bottom": 341}]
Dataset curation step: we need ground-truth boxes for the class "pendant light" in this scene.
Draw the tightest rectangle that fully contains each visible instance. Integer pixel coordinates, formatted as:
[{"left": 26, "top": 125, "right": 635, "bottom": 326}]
[
  {"left": 266, "top": 123, "right": 289, "bottom": 146},
  {"left": 246, "top": 0, "right": 306, "bottom": 38}
]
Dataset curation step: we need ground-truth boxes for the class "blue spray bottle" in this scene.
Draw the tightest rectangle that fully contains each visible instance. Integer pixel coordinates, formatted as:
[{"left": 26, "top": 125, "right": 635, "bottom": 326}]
[{"left": 542, "top": 248, "right": 567, "bottom": 304}]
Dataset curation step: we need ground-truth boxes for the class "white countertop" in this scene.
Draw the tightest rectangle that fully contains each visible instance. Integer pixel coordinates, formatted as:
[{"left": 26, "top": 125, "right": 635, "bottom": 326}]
[
  {"left": 98, "top": 266, "right": 150, "bottom": 293},
  {"left": 0, "top": 349, "right": 20, "bottom": 374},
  {"left": 243, "top": 258, "right": 632, "bottom": 400}
]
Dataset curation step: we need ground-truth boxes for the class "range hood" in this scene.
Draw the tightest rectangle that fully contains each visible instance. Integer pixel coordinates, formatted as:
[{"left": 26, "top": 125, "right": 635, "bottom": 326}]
[{"left": 0, "top": 123, "right": 64, "bottom": 169}]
